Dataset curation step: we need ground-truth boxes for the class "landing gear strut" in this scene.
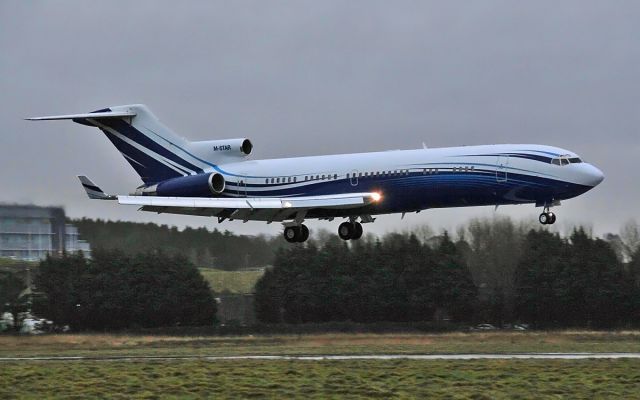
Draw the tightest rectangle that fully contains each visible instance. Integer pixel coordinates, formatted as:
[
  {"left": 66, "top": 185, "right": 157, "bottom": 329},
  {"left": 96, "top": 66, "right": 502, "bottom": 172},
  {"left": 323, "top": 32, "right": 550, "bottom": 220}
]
[
  {"left": 338, "top": 221, "right": 363, "bottom": 241},
  {"left": 538, "top": 208, "right": 556, "bottom": 225},
  {"left": 283, "top": 224, "right": 310, "bottom": 243}
]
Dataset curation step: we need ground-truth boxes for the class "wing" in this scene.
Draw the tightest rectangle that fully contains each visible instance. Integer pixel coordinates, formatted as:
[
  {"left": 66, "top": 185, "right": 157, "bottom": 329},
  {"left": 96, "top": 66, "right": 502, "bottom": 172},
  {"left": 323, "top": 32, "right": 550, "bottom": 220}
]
[{"left": 117, "top": 193, "right": 381, "bottom": 223}]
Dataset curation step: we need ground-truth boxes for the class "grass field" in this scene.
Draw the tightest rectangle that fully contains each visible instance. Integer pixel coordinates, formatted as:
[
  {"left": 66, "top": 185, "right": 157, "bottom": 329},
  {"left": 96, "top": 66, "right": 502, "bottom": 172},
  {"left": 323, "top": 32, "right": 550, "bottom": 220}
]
[
  {"left": 1, "top": 359, "right": 639, "bottom": 399},
  {"left": 198, "top": 268, "right": 263, "bottom": 294},
  {"left": 1, "top": 331, "right": 640, "bottom": 358},
  {"left": 3, "top": 332, "right": 640, "bottom": 398}
]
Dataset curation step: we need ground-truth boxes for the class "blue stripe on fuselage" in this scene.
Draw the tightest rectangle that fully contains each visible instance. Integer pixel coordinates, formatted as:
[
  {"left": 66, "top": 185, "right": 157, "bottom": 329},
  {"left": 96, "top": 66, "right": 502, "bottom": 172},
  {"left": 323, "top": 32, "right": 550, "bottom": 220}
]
[{"left": 218, "top": 169, "right": 589, "bottom": 206}]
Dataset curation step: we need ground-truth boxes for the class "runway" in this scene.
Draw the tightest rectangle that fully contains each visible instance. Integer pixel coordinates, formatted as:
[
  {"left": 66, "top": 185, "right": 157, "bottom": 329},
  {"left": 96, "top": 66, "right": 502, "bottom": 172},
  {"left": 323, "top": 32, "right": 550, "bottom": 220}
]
[{"left": 2, "top": 353, "right": 640, "bottom": 362}]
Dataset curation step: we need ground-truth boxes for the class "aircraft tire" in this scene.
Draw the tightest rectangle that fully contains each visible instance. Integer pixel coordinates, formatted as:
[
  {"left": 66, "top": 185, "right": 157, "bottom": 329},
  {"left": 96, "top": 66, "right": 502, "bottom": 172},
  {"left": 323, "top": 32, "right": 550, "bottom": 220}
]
[
  {"left": 284, "top": 226, "right": 300, "bottom": 243},
  {"left": 298, "top": 224, "right": 310, "bottom": 242},
  {"left": 539, "top": 213, "right": 549, "bottom": 225},
  {"left": 338, "top": 222, "right": 353, "bottom": 240},
  {"left": 351, "top": 222, "right": 363, "bottom": 240}
]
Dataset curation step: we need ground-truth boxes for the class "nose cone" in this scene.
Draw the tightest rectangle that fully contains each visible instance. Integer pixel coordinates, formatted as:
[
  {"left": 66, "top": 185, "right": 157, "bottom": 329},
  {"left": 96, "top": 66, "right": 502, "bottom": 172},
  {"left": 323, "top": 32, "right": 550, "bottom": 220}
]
[{"left": 583, "top": 164, "right": 605, "bottom": 187}]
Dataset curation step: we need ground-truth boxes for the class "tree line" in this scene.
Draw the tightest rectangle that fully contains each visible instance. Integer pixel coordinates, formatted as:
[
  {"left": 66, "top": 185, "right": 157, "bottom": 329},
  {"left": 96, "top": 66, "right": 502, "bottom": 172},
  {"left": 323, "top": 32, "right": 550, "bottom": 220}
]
[
  {"left": 256, "top": 232, "right": 476, "bottom": 324},
  {"left": 71, "top": 218, "right": 282, "bottom": 270},
  {"left": 32, "top": 250, "right": 217, "bottom": 330},
  {"left": 255, "top": 218, "right": 640, "bottom": 328},
  {"left": 3, "top": 216, "right": 640, "bottom": 331}
]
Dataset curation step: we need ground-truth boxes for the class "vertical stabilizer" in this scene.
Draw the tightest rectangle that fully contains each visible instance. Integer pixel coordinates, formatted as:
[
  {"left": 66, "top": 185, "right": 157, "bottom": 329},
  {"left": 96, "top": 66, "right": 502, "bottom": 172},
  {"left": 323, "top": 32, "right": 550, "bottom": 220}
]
[
  {"left": 83, "top": 104, "right": 208, "bottom": 184},
  {"left": 28, "top": 104, "right": 212, "bottom": 184}
]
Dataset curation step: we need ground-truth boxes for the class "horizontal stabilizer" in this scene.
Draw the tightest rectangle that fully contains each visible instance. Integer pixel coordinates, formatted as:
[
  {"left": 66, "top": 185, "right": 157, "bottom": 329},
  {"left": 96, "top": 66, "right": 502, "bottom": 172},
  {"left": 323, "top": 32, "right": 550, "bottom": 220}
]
[
  {"left": 77, "top": 176, "right": 116, "bottom": 200},
  {"left": 25, "top": 110, "right": 136, "bottom": 121}
]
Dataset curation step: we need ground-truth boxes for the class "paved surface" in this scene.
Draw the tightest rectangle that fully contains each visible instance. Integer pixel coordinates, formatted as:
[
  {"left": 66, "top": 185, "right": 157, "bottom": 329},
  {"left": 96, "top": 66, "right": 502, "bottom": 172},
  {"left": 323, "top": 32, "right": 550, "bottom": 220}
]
[{"left": 2, "top": 353, "right": 640, "bottom": 362}]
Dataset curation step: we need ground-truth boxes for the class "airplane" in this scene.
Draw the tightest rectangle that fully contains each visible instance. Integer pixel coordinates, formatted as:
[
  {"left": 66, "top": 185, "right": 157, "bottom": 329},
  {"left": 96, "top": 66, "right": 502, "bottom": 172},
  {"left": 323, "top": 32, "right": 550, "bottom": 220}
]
[{"left": 27, "top": 104, "right": 604, "bottom": 243}]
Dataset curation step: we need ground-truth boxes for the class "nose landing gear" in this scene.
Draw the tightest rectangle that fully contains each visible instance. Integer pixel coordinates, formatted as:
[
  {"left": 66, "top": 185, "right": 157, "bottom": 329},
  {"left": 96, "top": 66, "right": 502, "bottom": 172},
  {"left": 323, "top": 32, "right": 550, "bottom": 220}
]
[
  {"left": 338, "top": 221, "right": 363, "bottom": 240},
  {"left": 538, "top": 208, "right": 556, "bottom": 225},
  {"left": 283, "top": 224, "right": 310, "bottom": 243}
]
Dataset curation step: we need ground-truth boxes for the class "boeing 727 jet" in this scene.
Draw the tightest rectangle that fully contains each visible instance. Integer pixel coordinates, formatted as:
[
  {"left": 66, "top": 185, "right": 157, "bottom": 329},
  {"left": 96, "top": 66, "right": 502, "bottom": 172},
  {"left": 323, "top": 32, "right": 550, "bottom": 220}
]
[{"left": 28, "top": 104, "right": 604, "bottom": 242}]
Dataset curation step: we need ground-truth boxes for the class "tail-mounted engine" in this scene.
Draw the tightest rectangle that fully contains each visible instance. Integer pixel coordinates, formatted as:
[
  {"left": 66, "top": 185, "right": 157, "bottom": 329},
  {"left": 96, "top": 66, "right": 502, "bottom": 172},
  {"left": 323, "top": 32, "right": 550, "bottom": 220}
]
[
  {"left": 138, "top": 172, "right": 226, "bottom": 197},
  {"left": 188, "top": 138, "right": 253, "bottom": 163}
]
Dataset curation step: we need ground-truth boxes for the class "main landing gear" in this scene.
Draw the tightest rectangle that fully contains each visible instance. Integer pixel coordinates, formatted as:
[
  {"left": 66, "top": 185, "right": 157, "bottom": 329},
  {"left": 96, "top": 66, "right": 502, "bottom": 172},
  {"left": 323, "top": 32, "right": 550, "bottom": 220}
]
[
  {"left": 283, "top": 224, "right": 310, "bottom": 243},
  {"left": 283, "top": 218, "right": 368, "bottom": 243},
  {"left": 538, "top": 208, "right": 557, "bottom": 225},
  {"left": 338, "top": 221, "right": 363, "bottom": 241}
]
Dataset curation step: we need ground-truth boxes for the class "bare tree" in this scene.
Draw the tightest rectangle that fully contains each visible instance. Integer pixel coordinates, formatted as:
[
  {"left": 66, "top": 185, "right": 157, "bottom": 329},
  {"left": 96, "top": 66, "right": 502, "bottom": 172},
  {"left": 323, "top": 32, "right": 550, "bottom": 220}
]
[
  {"left": 620, "top": 219, "right": 640, "bottom": 261},
  {"left": 463, "top": 216, "right": 528, "bottom": 323}
]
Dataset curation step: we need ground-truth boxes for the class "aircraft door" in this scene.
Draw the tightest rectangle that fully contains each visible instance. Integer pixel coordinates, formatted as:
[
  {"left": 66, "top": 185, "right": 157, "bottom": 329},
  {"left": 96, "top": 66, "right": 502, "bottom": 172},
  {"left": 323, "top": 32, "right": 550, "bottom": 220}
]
[
  {"left": 496, "top": 155, "right": 509, "bottom": 182},
  {"left": 237, "top": 177, "right": 247, "bottom": 197},
  {"left": 350, "top": 169, "right": 359, "bottom": 186}
]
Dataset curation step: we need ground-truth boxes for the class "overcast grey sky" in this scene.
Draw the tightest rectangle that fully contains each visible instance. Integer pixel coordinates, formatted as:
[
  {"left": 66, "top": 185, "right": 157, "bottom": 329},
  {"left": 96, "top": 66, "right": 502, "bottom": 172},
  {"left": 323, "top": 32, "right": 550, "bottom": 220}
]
[{"left": 1, "top": 1, "right": 638, "bottom": 237}]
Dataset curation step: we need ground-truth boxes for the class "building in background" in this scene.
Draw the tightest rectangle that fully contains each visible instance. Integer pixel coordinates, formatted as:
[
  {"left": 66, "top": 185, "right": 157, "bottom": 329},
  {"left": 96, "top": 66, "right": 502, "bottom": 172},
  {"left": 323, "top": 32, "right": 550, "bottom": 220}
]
[{"left": 0, "top": 204, "right": 90, "bottom": 261}]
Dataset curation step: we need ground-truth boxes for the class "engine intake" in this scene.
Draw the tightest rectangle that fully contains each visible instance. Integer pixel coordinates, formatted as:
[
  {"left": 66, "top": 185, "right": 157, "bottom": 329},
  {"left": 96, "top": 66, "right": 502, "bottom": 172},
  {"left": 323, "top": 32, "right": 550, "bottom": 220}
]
[{"left": 208, "top": 172, "right": 225, "bottom": 194}]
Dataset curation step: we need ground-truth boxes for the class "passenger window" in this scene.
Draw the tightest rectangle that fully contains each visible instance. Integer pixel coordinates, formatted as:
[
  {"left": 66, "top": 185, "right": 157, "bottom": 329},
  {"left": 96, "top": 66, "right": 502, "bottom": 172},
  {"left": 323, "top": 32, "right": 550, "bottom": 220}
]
[
  {"left": 334, "top": 174, "right": 338, "bottom": 179},
  {"left": 316, "top": 175, "right": 320, "bottom": 180},
  {"left": 294, "top": 177, "right": 297, "bottom": 183}
]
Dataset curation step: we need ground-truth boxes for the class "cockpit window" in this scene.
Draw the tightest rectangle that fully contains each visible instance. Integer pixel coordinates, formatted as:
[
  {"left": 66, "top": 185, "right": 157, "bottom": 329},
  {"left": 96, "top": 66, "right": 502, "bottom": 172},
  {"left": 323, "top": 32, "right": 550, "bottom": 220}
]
[{"left": 551, "top": 155, "right": 581, "bottom": 166}]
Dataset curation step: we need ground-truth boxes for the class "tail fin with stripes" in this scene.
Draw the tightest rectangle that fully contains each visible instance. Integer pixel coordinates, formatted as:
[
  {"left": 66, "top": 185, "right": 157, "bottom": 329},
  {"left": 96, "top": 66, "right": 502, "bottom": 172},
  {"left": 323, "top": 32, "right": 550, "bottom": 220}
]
[{"left": 28, "top": 104, "right": 207, "bottom": 184}]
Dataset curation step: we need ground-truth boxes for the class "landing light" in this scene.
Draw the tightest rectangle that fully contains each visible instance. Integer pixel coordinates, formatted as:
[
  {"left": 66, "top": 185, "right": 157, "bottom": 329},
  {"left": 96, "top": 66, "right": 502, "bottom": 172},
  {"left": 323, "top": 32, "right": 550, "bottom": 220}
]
[{"left": 371, "top": 192, "right": 382, "bottom": 202}]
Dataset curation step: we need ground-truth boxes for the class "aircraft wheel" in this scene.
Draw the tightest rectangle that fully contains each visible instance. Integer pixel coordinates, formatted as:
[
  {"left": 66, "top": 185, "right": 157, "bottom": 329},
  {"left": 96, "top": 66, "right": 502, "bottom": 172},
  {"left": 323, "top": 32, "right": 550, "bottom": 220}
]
[
  {"left": 539, "top": 213, "right": 549, "bottom": 225},
  {"left": 284, "top": 226, "right": 300, "bottom": 243},
  {"left": 548, "top": 212, "right": 556, "bottom": 225},
  {"left": 338, "top": 222, "right": 353, "bottom": 240},
  {"left": 298, "top": 224, "right": 310, "bottom": 242},
  {"left": 351, "top": 222, "right": 363, "bottom": 240}
]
